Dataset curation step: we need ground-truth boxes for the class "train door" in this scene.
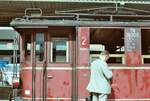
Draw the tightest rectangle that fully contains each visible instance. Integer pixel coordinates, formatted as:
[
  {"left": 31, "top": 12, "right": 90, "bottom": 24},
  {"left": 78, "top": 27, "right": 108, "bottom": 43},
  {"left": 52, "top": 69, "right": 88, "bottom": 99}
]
[
  {"left": 17, "top": 27, "right": 75, "bottom": 101},
  {"left": 29, "top": 28, "right": 74, "bottom": 101},
  {"left": 33, "top": 27, "right": 75, "bottom": 101},
  {"left": 18, "top": 29, "right": 47, "bottom": 100},
  {"left": 46, "top": 27, "right": 75, "bottom": 101},
  {"left": 34, "top": 31, "right": 47, "bottom": 100}
]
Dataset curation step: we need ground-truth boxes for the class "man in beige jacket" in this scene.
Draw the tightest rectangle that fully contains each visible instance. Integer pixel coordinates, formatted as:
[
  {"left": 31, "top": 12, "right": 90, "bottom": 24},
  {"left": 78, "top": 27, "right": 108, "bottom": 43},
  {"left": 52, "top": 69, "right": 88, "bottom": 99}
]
[{"left": 87, "top": 50, "right": 113, "bottom": 101}]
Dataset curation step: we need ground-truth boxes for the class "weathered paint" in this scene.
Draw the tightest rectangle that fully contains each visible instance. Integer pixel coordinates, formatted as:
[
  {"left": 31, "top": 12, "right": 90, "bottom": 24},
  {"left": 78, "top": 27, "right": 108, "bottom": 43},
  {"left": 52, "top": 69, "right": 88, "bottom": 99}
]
[
  {"left": 125, "top": 51, "right": 141, "bottom": 66},
  {"left": 78, "top": 69, "right": 150, "bottom": 100},
  {"left": 78, "top": 27, "right": 90, "bottom": 66},
  {"left": 21, "top": 68, "right": 150, "bottom": 100},
  {"left": 78, "top": 70, "right": 90, "bottom": 99},
  {"left": 46, "top": 70, "right": 72, "bottom": 99},
  {"left": 21, "top": 70, "right": 32, "bottom": 98},
  {"left": 125, "top": 27, "right": 142, "bottom": 66},
  {"left": 77, "top": 27, "right": 90, "bottom": 100},
  {"left": 21, "top": 63, "right": 150, "bottom": 99},
  {"left": 111, "top": 69, "right": 150, "bottom": 99},
  {"left": 21, "top": 69, "right": 72, "bottom": 100}
]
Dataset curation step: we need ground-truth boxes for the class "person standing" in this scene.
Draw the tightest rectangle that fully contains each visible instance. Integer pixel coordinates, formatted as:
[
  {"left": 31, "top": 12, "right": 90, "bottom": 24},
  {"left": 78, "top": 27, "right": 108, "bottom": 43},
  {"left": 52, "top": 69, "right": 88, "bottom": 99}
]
[{"left": 86, "top": 50, "right": 113, "bottom": 101}]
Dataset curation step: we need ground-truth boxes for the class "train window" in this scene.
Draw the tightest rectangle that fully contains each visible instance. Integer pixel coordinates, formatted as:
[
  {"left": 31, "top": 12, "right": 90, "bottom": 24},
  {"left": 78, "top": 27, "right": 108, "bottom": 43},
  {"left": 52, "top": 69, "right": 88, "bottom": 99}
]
[
  {"left": 90, "top": 28, "right": 125, "bottom": 64},
  {"left": 24, "top": 33, "right": 31, "bottom": 63},
  {"left": 35, "top": 33, "right": 44, "bottom": 62},
  {"left": 141, "top": 29, "right": 150, "bottom": 64},
  {"left": 50, "top": 38, "right": 68, "bottom": 62}
]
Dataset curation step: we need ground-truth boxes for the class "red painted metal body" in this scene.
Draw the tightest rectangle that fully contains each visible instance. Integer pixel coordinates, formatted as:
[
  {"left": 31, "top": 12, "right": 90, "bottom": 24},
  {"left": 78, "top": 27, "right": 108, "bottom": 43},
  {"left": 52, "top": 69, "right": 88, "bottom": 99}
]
[
  {"left": 16, "top": 26, "right": 150, "bottom": 101},
  {"left": 110, "top": 69, "right": 150, "bottom": 99}
]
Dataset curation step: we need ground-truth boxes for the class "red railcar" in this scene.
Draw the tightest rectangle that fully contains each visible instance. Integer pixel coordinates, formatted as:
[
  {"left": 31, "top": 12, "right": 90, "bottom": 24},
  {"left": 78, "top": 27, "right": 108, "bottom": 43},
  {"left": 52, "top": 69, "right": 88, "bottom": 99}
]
[{"left": 10, "top": 9, "right": 150, "bottom": 101}]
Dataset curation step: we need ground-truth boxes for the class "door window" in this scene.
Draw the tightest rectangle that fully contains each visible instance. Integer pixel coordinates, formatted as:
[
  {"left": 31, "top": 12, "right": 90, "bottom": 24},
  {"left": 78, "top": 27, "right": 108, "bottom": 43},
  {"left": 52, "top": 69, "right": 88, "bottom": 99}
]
[
  {"left": 35, "top": 33, "right": 44, "bottom": 62},
  {"left": 50, "top": 38, "right": 69, "bottom": 62}
]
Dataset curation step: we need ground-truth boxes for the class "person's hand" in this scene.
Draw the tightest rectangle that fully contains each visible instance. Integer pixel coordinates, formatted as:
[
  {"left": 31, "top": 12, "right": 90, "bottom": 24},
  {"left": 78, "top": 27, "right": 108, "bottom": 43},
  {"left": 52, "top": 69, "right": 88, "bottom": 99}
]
[{"left": 111, "top": 83, "right": 117, "bottom": 88}]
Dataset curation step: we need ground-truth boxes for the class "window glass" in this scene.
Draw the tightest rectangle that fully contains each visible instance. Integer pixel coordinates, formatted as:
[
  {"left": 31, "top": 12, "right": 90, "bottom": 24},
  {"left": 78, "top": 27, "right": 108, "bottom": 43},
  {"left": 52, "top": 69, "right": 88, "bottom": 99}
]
[
  {"left": 90, "top": 28, "right": 124, "bottom": 64},
  {"left": 24, "top": 33, "right": 31, "bottom": 63},
  {"left": 51, "top": 38, "right": 68, "bottom": 62},
  {"left": 36, "top": 33, "right": 44, "bottom": 62}
]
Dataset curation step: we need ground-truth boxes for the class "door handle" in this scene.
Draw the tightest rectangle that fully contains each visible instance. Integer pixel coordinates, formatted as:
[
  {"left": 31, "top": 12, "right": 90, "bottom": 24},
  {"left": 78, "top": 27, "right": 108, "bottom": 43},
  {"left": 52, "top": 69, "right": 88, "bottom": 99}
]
[{"left": 47, "top": 75, "right": 54, "bottom": 79}]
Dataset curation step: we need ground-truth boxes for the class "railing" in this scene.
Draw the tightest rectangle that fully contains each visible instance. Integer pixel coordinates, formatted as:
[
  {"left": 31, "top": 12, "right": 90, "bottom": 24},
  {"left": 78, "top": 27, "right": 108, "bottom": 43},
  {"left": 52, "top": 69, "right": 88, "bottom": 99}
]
[{"left": 25, "top": 8, "right": 42, "bottom": 17}]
